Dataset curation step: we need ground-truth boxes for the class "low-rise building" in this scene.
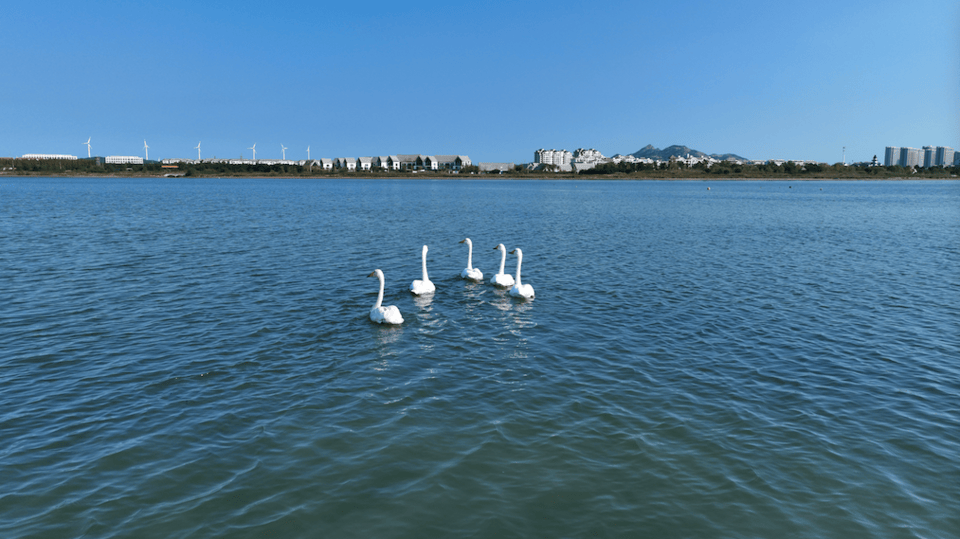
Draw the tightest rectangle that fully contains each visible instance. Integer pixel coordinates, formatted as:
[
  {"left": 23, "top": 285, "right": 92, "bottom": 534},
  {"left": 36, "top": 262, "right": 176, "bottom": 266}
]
[
  {"left": 21, "top": 154, "right": 78, "bottom": 160},
  {"left": 478, "top": 162, "right": 514, "bottom": 173},
  {"left": 106, "top": 156, "right": 143, "bottom": 165},
  {"left": 335, "top": 158, "right": 356, "bottom": 170},
  {"left": 435, "top": 155, "right": 472, "bottom": 171}
]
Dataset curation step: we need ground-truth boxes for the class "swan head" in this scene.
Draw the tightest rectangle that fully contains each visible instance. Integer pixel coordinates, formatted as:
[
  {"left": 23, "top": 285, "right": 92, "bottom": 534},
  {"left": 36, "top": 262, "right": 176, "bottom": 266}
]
[
  {"left": 459, "top": 238, "right": 472, "bottom": 246},
  {"left": 509, "top": 248, "right": 522, "bottom": 256},
  {"left": 494, "top": 243, "right": 506, "bottom": 252},
  {"left": 422, "top": 245, "right": 428, "bottom": 254},
  {"left": 368, "top": 269, "right": 383, "bottom": 279}
]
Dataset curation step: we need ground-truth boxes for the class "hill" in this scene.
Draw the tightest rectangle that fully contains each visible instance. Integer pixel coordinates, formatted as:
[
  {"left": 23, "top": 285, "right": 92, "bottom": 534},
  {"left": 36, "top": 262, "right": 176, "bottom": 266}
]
[{"left": 630, "top": 144, "right": 747, "bottom": 161}]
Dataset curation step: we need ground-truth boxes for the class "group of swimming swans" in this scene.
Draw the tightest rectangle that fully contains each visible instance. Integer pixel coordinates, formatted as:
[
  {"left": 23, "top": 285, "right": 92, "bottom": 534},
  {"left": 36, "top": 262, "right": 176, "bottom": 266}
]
[{"left": 368, "top": 238, "right": 535, "bottom": 325}]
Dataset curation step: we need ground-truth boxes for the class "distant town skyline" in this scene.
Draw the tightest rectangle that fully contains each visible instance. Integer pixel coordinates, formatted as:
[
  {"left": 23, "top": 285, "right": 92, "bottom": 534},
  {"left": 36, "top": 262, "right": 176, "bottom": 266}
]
[{"left": 2, "top": 0, "right": 957, "bottom": 164}]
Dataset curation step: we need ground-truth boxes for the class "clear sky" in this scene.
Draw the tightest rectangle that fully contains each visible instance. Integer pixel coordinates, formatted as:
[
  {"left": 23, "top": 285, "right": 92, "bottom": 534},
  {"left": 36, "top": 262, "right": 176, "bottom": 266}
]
[{"left": 3, "top": 0, "right": 957, "bottom": 164}]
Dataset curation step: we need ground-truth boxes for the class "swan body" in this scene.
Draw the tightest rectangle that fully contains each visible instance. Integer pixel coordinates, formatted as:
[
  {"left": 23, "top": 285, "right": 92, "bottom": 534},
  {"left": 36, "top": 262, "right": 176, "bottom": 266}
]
[
  {"left": 410, "top": 245, "right": 436, "bottom": 295},
  {"left": 508, "top": 248, "right": 535, "bottom": 299},
  {"left": 368, "top": 269, "right": 404, "bottom": 324},
  {"left": 491, "top": 244, "right": 515, "bottom": 288},
  {"left": 459, "top": 238, "right": 483, "bottom": 282}
]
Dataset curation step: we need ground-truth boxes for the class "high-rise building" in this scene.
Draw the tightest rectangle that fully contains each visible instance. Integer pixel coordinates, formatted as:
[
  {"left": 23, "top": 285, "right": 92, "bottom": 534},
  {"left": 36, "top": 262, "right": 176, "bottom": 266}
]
[
  {"left": 534, "top": 149, "right": 572, "bottom": 166},
  {"left": 935, "top": 147, "right": 955, "bottom": 167},
  {"left": 884, "top": 147, "right": 900, "bottom": 166},
  {"left": 884, "top": 147, "right": 900, "bottom": 167},
  {"left": 900, "top": 147, "right": 921, "bottom": 168},
  {"left": 923, "top": 146, "right": 937, "bottom": 168}
]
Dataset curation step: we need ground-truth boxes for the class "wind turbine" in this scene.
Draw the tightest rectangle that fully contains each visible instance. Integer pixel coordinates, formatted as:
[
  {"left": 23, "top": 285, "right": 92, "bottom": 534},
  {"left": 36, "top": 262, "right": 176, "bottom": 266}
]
[
  {"left": 307, "top": 145, "right": 310, "bottom": 160},
  {"left": 194, "top": 141, "right": 201, "bottom": 161},
  {"left": 281, "top": 144, "right": 288, "bottom": 160},
  {"left": 143, "top": 140, "right": 149, "bottom": 161},
  {"left": 82, "top": 137, "right": 91, "bottom": 158},
  {"left": 248, "top": 143, "right": 256, "bottom": 161}
]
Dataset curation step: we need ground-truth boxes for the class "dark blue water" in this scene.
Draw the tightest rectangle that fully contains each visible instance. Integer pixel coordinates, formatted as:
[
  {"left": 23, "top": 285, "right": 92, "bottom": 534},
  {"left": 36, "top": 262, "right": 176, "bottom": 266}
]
[{"left": 2, "top": 177, "right": 958, "bottom": 538}]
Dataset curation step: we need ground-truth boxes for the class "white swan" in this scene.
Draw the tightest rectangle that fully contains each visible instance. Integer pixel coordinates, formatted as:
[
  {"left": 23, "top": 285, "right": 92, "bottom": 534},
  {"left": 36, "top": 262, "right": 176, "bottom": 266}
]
[
  {"left": 491, "top": 244, "right": 515, "bottom": 288},
  {"left": 410, "top": 245, "right": 436, "bottom": 295},
  {"left": 508, "top": 248, "right": 535, "bottom": 299},
  {"left": 459, "top": 238, "right": 483, "bottom": 282},
  {"left": 368, "top": 269, "right": 404, "bottom": 324}
]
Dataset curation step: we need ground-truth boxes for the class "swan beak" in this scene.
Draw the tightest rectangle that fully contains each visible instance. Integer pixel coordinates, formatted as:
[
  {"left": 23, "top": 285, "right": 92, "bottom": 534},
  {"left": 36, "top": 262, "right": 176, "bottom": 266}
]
[
  {"left": 509, "top": 249, "right": 516, "bottom": 254},
  {"left": 492, "top": 246, "right": 498, "bottom": 250},
  {"left": 458, "top": 239, "right": 465, "bottom": 244},
  {"left": 367, "top": 271, "right": 377, "bottom": 277}
]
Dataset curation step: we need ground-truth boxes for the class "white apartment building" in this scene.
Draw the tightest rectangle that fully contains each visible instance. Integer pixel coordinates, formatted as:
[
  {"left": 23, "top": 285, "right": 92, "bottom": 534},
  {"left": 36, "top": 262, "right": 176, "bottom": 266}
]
[
  {"left": 884, "top": 147, "right": 900, "bottom": 167},
  {"left": 534, "top": 149, "right": 572, "bottom": 166},
  {"left": 573, "top": 148, "right": 604, "bottom": 162},
  {"left": 936, "top": 147, "right": 955, "bottom": 167},
  {"left": 105, "top": 156, "right": 144, "bottom": 165},
  {"left": 900, "top": 147, "right": 922, "bottom": 168},
  {"left": 886, "top": 145, "right": 956, "bottom": 168},
  {"left": 21, "top": 154, "right": 78, "bottom": 160}
]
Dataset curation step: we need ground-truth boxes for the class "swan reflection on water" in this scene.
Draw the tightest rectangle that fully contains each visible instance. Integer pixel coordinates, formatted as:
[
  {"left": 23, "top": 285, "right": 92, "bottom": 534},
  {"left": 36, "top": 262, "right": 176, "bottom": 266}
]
[
  {"left": 413, "top": 293, "right": 434, "bottom": 310},
  {"left": 373, "top": 324, "right": 403, "bottom": 346},
  {"left": 490, "top": 286, "right": 533, "bottom": 308}
]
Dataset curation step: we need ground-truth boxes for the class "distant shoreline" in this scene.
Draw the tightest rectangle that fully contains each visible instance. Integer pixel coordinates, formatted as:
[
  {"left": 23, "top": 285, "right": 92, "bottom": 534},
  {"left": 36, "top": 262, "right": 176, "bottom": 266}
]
[{"left": 0, "top": 172, "right": 955, "bottom": 181}]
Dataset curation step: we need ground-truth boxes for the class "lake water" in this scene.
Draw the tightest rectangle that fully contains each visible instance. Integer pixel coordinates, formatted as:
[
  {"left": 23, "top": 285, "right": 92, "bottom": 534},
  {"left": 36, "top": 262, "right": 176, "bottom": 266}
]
[{"left": 1, "top": 177, "right": 958, "bottom": 538}]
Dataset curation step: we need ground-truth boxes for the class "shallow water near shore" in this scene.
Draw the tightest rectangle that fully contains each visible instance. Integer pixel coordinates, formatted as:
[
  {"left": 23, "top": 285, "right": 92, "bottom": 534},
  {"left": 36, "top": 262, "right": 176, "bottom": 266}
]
[{"left": 2, "top": 177, "right": 958, "bottom": 538}]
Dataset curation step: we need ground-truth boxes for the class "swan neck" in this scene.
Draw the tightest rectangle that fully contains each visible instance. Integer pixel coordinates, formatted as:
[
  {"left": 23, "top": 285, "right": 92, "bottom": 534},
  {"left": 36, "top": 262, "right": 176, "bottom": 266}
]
[
  {"left": 515, "top": 252, "right": 523, "bottom": 285},
  {"left": 422, "top": 249, "right": 429, "bottom": 281},
  {"left": 466, "top": 241, "right": 473, "bottom": 269},
  {"left": 499, "top": 248, "right": 506, "bottom": 275},
  {"left": 374, "top": 273, "right": 384, "bottom": 309}
]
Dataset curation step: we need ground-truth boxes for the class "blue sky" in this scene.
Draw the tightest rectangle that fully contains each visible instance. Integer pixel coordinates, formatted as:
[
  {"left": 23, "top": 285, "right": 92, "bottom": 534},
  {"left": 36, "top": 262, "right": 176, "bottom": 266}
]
[{"left": 3, "top": 0, "right": 957, "bottom": 163}]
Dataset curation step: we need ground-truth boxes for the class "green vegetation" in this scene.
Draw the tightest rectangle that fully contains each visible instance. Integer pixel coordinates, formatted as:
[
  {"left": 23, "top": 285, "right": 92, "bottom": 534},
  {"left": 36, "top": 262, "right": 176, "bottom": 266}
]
[
  {"left": 2, "top": 157, "right": 957, "bottom": 180},
  {"left": 576, "top": 160, "right": 960, "bottom": 179}
]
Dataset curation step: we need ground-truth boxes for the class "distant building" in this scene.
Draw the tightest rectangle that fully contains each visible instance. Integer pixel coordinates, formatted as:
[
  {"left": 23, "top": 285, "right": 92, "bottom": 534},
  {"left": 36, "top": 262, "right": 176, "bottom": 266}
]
[
  {"left": 478, "top": 162, "right": 514, "bottom": 173},
  {"left": 23, "top": 153, "right": 78, "bottom": 160},
  {"left": 935, "top": 147, "right": 955, "bottom": 167},
  {"left": 106, "top": 156, "right": 143, "bottom": 165},
  {"left": 418, "top": 155, "right": 439, "bottom": 170},
  {"left": 334, "top": 158, "right": 356, "bottom": 170},
  {"left": 573, "top": 148, "right": 604, "bottom": 162},
  {"left": 396, "top": 154, "right": 421, "bottom": 171},
  {"left": 886, "top": 145, "right": 957, "bottom": 168},
  {"left": 357, "top": 157, "right": 373, "bottom": 170},
  {"left": 21, "top": 153, "right": 79, "bottom": 160},
  {"left": 434, "top": 155, "right": 472, "bottom": 171},
  {"left": 320, "top": 158, "right": 333, "bottom": 170},
  {"left": 884, "top": 147, "right": 900, "bottom": 167},
  {"left": 534, "top": 149, "right": 572, "bottom": 166},
  {"left": 900, "top": 147, "right": 921, "bottom": 168}
]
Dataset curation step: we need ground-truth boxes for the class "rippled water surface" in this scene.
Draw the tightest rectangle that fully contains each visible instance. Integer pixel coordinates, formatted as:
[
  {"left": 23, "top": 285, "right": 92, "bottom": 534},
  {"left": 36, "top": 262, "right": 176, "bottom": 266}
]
[{"left": 2, "top": 177, "right": 958, "bottom": 538}]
